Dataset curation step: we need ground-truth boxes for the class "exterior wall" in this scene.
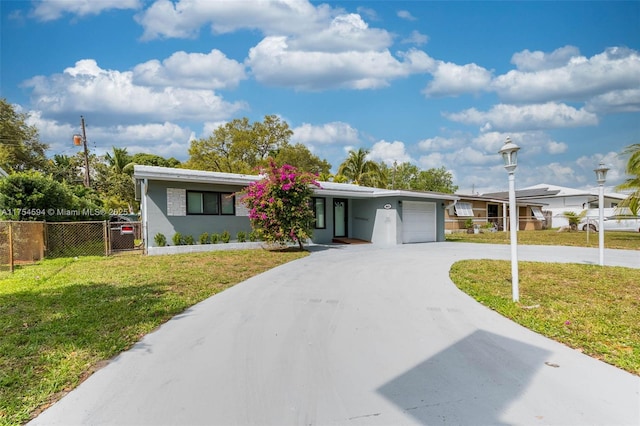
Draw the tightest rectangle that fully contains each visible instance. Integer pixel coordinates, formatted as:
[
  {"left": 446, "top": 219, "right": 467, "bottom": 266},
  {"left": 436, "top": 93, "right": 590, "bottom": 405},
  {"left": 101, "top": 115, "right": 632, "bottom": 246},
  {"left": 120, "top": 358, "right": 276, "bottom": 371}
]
[
  {"left": 142, "top": 178, "right": 450, "bottom": 248},
  {"left": 351, "top": 198, "right": 401, "bottom": 245},
  {"left": 145, "top": 180, "right": 251, "bottom": 247}
]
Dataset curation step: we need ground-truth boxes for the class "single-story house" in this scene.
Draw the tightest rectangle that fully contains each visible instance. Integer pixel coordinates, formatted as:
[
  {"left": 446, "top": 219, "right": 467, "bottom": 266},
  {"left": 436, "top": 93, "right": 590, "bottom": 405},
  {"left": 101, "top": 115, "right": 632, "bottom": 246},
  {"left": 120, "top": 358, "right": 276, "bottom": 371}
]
[
  {"left": 483, "top": 183, "right": 628, "bottom": 228},
  {"left": 446, "top": 194, "right": 547, "bottom": 232},
  {"left": 133, "top": 165, "right": 459, "bottom": 251}
]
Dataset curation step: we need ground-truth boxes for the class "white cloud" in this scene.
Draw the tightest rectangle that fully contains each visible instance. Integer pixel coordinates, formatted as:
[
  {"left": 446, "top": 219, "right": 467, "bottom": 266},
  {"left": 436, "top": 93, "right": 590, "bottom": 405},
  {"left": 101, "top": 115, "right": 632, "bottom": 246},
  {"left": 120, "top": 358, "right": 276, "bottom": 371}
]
[
  {"left": 368, "top": 140, "right": 413, "bottom": 165},
  {"left": 246, "top": 37, "right": 431, "bottom": 90},
  {"left": 585, "top": 88, "right": 640, "bottom": 113},
  {"left": 290, "top": 13, "right": 392, "bottom": 52},
  {"left": 397, "top": 10, "right": 417, "bottom": 21},
  {"left": 25, "top": 109, "right": 193, "bottom": 160},
  {"left": 136, "top": 0, "right": 335, "bottom": 40},
  {"left": 31, "top": 0, "right": 141, "bottom": 21},
  {"left": 293, "top": 122, "right": 360, "bottom": 145},
  {"left": 417, "top": 135, "right": 464, "bottom": 152},
  {"left": 132, "top": 49, "right": 246, "bottom": 90},
  {"left": 492, "top": 47, "right": 640, "bottom": 103},
  {"left": 423, "top": 61, "right": 492, "bottom": 97},
  {"left": 546, "top": 140, "right": 568, "bottom": 155},
  {"left": 511, "top": 45, "right": 581, "bottom": 71},
  {"left": 445, "top": 102, "right": 598, "bottom": 131},
  {"left": 23, "top": 59, "right": 245, "bottom": 123},
  {"left": 401, "top": 30, "right": 428, "bottom": 46}
]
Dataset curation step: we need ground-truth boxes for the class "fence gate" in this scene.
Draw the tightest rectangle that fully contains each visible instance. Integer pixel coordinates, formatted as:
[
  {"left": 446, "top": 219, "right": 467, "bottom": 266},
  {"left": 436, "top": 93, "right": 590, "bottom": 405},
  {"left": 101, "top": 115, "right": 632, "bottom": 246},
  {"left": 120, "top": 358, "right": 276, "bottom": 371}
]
[{"left": 108, "top": 221, "right": 143, "bottom": 253}]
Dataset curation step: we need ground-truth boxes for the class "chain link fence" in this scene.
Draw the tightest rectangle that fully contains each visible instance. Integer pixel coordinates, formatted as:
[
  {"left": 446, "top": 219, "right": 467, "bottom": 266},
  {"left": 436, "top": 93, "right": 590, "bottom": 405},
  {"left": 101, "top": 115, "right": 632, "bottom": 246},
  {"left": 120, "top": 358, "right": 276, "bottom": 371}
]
[
  {"left": 0, "top": 221, "right": 46, "bottom": 271},
  {"left": 1, "top": 220, "right": 143, "bottom": 271}
]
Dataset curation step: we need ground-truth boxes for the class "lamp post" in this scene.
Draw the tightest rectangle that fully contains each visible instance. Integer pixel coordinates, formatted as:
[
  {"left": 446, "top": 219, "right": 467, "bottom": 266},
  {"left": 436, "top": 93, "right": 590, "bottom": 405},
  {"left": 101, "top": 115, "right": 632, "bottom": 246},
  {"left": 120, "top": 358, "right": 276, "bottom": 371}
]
[
  {"left": 499, "top": 137, "right": 521, "bottom": 302},
  {"left": 594, "top": 161, "right": 609, "bottom": 266}
]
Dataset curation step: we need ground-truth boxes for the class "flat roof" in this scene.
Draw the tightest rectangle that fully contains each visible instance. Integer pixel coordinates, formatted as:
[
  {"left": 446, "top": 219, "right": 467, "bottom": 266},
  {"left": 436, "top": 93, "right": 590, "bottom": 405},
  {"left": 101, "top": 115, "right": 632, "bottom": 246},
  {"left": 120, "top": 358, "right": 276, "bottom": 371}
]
[{"left": 134, "top": 165, "right": 458, "bottom": 201}]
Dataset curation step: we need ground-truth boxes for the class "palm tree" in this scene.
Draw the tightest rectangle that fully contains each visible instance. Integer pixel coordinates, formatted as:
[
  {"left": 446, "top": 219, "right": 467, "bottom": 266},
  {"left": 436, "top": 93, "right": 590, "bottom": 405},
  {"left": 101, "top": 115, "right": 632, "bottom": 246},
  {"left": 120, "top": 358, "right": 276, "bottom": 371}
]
[
  {"left": 616, "top": 143, "right": 640, "bottom": 215},
  {"left": 104, "top": 146, "right": 134, "bottom": 175},
  {"left": 337, "top": 148, "right": 385, "bottom": 187}
]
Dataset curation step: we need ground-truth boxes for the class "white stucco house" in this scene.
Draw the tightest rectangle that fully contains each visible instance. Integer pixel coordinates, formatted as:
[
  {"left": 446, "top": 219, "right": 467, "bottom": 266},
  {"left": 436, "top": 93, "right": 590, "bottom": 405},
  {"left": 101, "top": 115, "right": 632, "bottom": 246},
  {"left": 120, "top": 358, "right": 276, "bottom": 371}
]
[
  {"left": 484, "top": 183, "right": 629, "bottom": 228},
  {"left": 133, "top": 165, "right": 459, "bottom": 253}
]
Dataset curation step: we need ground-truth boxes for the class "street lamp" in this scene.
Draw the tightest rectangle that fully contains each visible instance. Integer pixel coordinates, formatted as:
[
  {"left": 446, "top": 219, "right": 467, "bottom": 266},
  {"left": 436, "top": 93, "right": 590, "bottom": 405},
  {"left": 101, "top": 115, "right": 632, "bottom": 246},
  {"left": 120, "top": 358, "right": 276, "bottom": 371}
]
[
  {"left": 594, "top": 161, "right": 609, "bottom": 266},
  {"left": 499, "top": 137, "right": 521, "bottom": 302}
]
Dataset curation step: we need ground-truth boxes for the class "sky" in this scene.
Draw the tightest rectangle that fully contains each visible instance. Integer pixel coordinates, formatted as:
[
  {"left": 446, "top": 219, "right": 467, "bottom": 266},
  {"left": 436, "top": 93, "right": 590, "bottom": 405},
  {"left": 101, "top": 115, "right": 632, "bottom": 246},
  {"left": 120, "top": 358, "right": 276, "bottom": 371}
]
[{"left": 1, "top": 0, "right": 639, "bottom": 194}]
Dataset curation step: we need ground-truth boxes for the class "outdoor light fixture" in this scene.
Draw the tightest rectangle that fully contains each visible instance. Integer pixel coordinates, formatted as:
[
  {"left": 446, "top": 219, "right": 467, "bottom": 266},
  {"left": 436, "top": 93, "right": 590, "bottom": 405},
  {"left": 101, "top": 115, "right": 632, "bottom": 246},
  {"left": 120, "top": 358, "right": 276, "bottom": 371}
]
[
  {"left": 594, "top": 161, "right": 609, "bottom": 266},
  {"left": 499, "top": 136, "right": 520, "bottom": 173},
  {"left": 499, "top": 137, "right": 520, "bottom": 302}
]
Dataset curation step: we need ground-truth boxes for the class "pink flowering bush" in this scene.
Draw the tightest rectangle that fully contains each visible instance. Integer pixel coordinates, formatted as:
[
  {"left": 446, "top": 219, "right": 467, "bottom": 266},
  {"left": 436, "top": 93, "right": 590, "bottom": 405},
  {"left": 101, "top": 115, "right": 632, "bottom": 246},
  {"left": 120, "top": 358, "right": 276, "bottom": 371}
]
[{"left": 240, "top": 160, "right": 320, "bottom": 250}]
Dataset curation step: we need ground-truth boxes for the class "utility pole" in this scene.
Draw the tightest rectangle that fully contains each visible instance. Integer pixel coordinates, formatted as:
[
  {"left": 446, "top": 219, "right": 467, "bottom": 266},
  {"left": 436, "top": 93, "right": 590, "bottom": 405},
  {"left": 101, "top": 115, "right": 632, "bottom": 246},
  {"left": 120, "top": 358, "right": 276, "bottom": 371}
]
[{"left": 81, "top": 115, "right": 90, "bottom": 187}]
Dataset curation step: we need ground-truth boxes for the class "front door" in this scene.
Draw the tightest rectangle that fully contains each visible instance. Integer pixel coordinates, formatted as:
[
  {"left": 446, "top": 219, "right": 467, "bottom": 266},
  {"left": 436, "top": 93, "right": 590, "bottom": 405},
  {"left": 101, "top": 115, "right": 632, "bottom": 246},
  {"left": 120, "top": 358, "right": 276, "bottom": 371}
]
[{"left": 333, "top": 199, "right": 348, "bottom": 237}]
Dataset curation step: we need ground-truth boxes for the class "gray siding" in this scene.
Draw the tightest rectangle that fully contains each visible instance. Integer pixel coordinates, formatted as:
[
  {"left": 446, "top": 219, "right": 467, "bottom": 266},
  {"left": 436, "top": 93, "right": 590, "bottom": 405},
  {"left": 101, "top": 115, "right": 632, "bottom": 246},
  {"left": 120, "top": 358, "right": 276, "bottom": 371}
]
[{"left": 145, "top": 180, "right": 251, "bottom": 247}]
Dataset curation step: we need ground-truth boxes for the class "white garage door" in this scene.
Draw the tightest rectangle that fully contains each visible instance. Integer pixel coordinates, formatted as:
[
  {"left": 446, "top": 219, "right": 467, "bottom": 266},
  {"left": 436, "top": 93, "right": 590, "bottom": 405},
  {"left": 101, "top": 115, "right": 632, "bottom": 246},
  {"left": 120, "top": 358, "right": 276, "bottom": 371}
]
[{"left": 402, "top": 201, "right": 436, "bottom": 243}]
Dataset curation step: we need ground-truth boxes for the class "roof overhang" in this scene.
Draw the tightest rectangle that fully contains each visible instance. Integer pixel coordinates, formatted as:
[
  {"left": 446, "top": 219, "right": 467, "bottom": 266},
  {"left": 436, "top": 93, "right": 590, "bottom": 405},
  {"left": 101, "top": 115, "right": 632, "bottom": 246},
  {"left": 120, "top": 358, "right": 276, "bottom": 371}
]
[{"left": 134, "top": 165, "right": 459, "bottom": 202}]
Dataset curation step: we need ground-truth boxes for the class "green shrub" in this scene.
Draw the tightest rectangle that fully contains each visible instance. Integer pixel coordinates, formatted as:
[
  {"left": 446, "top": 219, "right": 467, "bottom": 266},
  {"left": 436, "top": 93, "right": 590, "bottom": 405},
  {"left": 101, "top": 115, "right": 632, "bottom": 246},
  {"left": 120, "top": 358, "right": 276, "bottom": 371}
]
[
  {"left": 210, "top": 233, "right": 219, "bottom": 244},
  {"left": 172, "top": 232, "right": 184, "bottom": 246},
  {"left": 237, "top": 231, "right": 246, "bottom": 242},
  {"left": 221, "top": 231, "right": 231, "bottom": 243},
  {"left": 249, "top": 230, "right": 260, "bottom": 242},
  {"left": 154, "top": 233, "right": 167, "bottom": 247},
  {"left": 184, "top": 235, "right": 194, "bottom": 245},
  {"left": 199, "top": 232, "right": 210, "bottom": 244}
]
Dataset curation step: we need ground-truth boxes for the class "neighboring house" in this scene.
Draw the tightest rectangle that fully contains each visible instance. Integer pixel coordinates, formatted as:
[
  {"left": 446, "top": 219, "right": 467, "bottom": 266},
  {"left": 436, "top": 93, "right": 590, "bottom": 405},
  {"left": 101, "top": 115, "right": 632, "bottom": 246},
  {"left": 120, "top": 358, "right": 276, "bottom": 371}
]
[
  {"left": 133, "top": 165, "right": 459, "bottom": 251},
  {"left": 0, "top": 167, "right": 7, "bottom": 178},
  {"left": 483, "top": 183, "right": 627, "bottom": 229},
  {"left": 446, "top": 194, "right": 547, "bottom": 232}
]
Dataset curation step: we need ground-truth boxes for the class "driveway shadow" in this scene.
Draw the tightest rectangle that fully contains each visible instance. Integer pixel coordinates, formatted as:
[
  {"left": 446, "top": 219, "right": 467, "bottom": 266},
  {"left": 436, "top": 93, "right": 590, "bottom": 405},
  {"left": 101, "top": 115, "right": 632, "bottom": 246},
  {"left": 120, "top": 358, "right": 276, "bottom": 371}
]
[{"left": 377, "top": 330, "right": 550, "bottom": 425}]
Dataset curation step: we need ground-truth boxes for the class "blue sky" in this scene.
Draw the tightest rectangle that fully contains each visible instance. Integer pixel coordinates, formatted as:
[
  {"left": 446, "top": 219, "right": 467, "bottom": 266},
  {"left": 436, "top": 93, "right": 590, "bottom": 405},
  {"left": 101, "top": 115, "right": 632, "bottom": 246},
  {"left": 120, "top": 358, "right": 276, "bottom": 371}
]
[{"left": 1, "top": 0, "right": 639, "bottom": 194}]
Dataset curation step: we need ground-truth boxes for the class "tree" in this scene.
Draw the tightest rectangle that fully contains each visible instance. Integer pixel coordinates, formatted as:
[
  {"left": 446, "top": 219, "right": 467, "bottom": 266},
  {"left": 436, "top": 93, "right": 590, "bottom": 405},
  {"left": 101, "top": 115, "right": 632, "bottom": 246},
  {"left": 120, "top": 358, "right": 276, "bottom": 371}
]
[
  {"left": 272, "top": 143, "right": 331, "bottom": 175},
  {"left": 96, "top": 146, "right": 136, "bottom": 212},
  {"left": 383, "top": 162, "right": 419, "bottom": 190},
  {"left": 0, "top": 98, "right": 49, "bottom": 172},
  {"left": 239, "top": 160, "right": 320, "bottom": 250},
  {"left": 185, "top": 115, "right": 293, "bottom": 173},
  {"left": 337, "top": 148, "right": 384, "bottom": 187},
  {"left": 0, "top": 171, "right": 103, "bottom": 221},
  {"left": 130, "top": 153, "right": 181, "bottom": 168},
  {"left": 49, "top": 154, "right": 83, "bottom": 185},
  {"left": 616, "top": 143, "right": 640, "bottom": 215},
  {"left": 412, "top": 166, "right": 458, "bottom": 193}
]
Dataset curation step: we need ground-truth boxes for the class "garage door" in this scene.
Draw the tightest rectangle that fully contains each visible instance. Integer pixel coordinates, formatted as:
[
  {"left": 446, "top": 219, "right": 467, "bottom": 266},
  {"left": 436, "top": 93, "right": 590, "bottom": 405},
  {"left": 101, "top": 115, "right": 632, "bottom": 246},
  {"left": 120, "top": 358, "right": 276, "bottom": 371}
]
[{"left": 402, "top": 201, "right": 436, "bottom": 243}]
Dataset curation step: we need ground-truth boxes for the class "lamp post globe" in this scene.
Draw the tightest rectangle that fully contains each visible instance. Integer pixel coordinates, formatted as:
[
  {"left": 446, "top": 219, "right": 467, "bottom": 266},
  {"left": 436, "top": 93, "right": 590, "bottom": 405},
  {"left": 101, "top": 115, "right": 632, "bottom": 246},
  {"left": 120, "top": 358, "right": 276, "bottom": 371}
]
[
  {"left": 499, "top": 137, "right": 520, "bottom": 302},
  {"left": 594, "top": 161, "right": 609, "bottom": 266}
]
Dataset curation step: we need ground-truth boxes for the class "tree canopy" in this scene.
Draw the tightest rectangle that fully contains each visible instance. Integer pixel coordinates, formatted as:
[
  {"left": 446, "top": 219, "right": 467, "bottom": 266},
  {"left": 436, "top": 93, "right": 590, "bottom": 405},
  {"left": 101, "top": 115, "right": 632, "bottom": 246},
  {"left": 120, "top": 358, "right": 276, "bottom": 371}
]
[
  {"left": 336, "top": 148, "right": 384, "bottom": 187},
  {"left": 0, "top": 98, "right": 48, "bottom": 173},
  {"left": 185, "top": 115, "right": 330, "bottom": 175},
  {"left": 616, "top": 143, "right": 640, "bottom": 215}
]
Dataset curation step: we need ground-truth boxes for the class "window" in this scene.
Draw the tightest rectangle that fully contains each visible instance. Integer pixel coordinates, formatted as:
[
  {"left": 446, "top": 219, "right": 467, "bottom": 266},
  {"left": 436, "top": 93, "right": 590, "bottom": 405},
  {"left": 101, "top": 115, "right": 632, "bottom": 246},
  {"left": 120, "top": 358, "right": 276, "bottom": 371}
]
[
  {"left": 313, "top": 197, "right": 326, "bottom": 229},
  {"left": 454, "top": 202, "right": 474, "bottom": 217},
  {"left": 221, "top": 193, "right": 235, "bottom": 215},
  {"left": 531, "top": 206, "right": 545, "bottom": 221},
  {"left": 187, "top": 191, "right": 234, "bottom": 215}
]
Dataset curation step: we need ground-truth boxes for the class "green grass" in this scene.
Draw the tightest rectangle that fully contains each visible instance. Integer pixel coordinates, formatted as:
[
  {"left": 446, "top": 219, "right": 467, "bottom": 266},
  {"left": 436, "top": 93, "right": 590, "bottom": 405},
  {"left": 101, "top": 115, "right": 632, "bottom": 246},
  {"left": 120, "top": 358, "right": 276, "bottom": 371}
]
[
  {"left": 446, "top": 229, "right": 640, "bottom": 250},
  {"left": 450, "top": 260, "right": 640, "bottom": 375},
  {"left": 0, "top": 249, "right": 308, "bottom": 426}
]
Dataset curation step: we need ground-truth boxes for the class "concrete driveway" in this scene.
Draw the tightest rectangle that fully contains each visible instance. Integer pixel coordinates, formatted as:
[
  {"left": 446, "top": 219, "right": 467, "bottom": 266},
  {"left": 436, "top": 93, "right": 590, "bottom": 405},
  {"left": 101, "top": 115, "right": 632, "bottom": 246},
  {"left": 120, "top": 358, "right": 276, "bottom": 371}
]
[{"left": 30, "top": 243, "right": 640, "bottom": 425}]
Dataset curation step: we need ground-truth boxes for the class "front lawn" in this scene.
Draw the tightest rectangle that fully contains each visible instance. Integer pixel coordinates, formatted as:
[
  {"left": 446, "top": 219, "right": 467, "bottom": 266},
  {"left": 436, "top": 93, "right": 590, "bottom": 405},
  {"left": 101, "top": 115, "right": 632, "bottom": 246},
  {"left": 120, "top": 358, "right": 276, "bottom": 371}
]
[
  {"left": 446, "top": 229, "right": 640, "bottom": 250},
  {"left": 0, "top": 249, "right": 308, "bottom": 426},
  {"left": 450, "top": 260, "right": 640, "bottom": 375}
]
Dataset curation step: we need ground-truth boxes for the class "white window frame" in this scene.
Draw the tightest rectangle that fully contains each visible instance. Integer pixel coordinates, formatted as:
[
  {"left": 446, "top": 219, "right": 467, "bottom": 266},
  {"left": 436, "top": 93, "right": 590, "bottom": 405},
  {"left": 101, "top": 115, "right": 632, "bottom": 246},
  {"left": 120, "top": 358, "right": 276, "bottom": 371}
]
[
  {"left": 531, "top": 206, "right": 545, "bottom": 221},
  {"left": 454, "top": 202, "right": 474, "bottom": 217}
]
